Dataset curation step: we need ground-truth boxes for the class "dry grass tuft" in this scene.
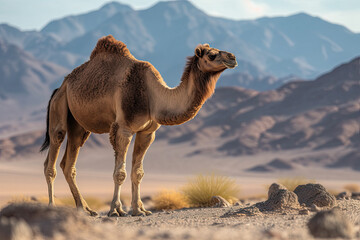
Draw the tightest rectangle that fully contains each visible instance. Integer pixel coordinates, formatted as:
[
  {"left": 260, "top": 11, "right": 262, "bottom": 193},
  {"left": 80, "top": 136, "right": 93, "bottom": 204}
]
[
  {"left": 182, "top": 173, "right": 240, "bottom": 207},
  {"left": 344, "top": 183, "right": 360, "bottom": 193},
  {"left": 153, "top": 190, "right": 189, "bottom": 211},
  {"left": 277, "top": 177, "right": 315, "bottom": 192}
]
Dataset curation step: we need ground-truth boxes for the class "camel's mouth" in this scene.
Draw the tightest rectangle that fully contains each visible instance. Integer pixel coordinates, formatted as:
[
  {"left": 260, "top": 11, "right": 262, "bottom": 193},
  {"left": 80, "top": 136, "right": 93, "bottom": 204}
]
[{"left": 223, "top": 60, "right": 238, "bottom": 69}]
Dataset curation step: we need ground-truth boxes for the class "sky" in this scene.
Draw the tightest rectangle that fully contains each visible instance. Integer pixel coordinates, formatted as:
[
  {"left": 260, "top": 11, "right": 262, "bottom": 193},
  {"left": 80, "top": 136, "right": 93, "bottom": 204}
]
[{"left": 0, "top": 0, "right": 359, "bottom": 33}]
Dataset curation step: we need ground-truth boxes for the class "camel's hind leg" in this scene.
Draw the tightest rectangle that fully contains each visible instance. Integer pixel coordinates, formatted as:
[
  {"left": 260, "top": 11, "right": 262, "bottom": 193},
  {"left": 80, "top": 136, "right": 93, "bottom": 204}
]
[
  {"left": 59, "top": 113, "right": 96, "bottom": 216},
  {"left": 43, "top": 89, "right": 67, "bottom": 206},
  {"left": 131, "top": 132, "right": 155, "bottom": 216}
]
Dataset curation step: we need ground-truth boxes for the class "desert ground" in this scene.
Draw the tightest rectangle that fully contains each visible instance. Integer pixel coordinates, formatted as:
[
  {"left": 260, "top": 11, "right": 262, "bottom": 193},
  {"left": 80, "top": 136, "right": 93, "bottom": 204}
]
[{"left": 1, "top": 138, "right": 360, "bottom": 239}]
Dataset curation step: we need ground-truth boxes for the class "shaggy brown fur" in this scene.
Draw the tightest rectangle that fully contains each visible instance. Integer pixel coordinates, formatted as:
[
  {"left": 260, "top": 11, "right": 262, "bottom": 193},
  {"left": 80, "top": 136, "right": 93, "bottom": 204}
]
[
  {"left": 90, "top": 35, "right": 131, "bottom": 60},
  {"left": 121, "top": 62, "right": 150, "bottom": 124}
]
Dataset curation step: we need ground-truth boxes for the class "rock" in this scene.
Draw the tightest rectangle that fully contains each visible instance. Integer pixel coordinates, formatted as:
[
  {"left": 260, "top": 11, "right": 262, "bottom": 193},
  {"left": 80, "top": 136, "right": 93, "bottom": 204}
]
[
  {"left": 255, "top": 184, "right": 299, "bottom": 211},
  {"left": 310, "top": 204, "right": 322, "bottom": 212},
  {"left": 294, "top": 183, "right": 336, "bottom": 207},
  {"left": 268, "top": 183, "right": 287, "bottom": 198},
  {"left": 259, "top": 189, "right": 299, "bottom": 211},
  {"left": 210, "top": 196, "right": 231, "bottom": 207},
  {"left": 0, "top": 217, "right": 33, "bottom": 240},
  {"left": 337, "top": 191, "right": 352, "bottom": 200},
  {"left": 0, "top": 202, "right": 92, "bottom": 238},
  {"left": 234, "top": 201, "right": 242, "bottom": 206},
  {"left": 299, "top": 209, "right": 309, "bottom": 215},
  {"left": 351, "top": 192, "right": 360, "bottom": 200},
  {"left": 308, "top": 208, "right": 354, "bottom": 239}
]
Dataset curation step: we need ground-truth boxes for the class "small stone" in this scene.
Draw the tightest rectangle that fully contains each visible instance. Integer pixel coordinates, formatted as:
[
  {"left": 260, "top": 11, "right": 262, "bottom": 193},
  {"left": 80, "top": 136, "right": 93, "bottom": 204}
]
[
  {"left": 210, "top": 196, "right": 231, "bottom": 207},
  {"left": 234, "top": 201, "right": 242, "bottom": 206},
  {"left": 337, "top": 191, "right": 352, "bottom": 200},
  {"left": 351, "top": 192, "right": 360, "bottom": 200},
  {"left": 299, "top": 209, "right": 309, "bottom": 215},
  {"left": 308, "top": 208, "right": 354, "bottom": 239},
  {"left": 310, "top": 204, "right": 321, "bottom": 212}
]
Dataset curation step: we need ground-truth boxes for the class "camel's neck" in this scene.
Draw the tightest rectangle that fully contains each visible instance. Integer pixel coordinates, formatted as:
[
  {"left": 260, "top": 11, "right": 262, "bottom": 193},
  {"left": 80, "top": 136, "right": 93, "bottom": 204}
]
[{"left": 150, "top": 56, "right": 222, "bottom": 125}]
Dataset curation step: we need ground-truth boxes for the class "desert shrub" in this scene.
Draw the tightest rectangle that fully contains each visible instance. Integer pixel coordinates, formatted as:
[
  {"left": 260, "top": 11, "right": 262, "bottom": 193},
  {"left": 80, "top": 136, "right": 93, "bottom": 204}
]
[
  {"left": 182, "top": 173, "right": 240, "bottom": 207},
  {"left": 277, "top": 177, "right": 315, "bottom": 192},
  {"left": 344, "top": 183, "right": 360, "bottom": 192},
  {"left": 153, "top": 190, "right": 189, "bottom": 210}
]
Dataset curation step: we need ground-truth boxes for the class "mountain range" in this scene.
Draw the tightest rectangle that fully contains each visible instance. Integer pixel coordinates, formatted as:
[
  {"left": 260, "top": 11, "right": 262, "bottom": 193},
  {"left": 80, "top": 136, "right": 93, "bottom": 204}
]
[
  {"left": 156, "top": 56, "right": 360, "bottom": 170},
  {"left": 1, "top": 56, "right": 359, "bottom": 171},
  {"left": 0, "top": 40, "right": 67, "bottom": 121},
  {"left": 1, "top": 1, "right": 360, "bottom": 90}
]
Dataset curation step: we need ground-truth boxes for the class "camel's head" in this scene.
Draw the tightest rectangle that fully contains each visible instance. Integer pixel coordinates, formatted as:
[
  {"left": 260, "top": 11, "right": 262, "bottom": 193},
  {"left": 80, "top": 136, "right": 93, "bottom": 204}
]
[{"left": 194, "top": 44, "right": 237, "bottom": 72}]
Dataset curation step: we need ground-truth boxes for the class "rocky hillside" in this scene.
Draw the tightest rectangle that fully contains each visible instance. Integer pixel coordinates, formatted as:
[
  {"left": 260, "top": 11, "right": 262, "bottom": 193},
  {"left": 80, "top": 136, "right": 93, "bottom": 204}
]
[
  {"left": 0, "top": 40, "right": 68, "bottom": 121},
  {"left": 157, "top": 57, "right": 360, "bottom": 170}
]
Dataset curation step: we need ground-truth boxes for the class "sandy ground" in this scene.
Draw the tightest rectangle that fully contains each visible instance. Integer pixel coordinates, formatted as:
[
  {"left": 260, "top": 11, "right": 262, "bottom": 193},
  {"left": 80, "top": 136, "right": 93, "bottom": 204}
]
[
  {"left": 1, "top": 199, "right": 359, "bottom": 240},
  {"left": 1, "top": 139, "right": 360, "bottom": 207},
  {"left": 106, "top": 199, "right": 360, "bottom": 240}
]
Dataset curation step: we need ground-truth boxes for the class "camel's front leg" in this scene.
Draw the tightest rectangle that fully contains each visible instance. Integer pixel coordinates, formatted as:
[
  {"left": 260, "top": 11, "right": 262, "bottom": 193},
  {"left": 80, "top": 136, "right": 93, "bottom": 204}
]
[
  {"left": 131, "top": 132, "right": 155, "bottom": 216},
  {"left": 108, "top": 123, "right": 133, "bottom": 217}
]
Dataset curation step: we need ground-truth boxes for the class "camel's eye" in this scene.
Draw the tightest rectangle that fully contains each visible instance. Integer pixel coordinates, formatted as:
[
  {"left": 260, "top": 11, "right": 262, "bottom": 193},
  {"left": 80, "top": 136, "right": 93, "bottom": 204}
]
[{"left": 208, "top": 54, "right": 216, "bottom": 61}]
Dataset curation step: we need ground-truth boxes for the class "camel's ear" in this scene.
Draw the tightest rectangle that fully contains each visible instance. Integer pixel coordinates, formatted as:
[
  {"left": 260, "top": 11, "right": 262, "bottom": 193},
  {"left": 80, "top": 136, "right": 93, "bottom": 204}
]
[{"left": 195, "top": 45, "right": 205, "bottom": 58}]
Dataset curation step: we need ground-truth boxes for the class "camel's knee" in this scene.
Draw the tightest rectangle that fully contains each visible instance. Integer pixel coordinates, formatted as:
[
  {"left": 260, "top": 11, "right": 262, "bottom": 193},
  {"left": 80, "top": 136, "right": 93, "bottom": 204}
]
[
  {"left": 45, "top": 168, "right": 57, "bottom": 182},
  {"left": 64, "top": 167, "right": 76, "bottom": 180},
  {"left": 114, "top": 169, "right": 127, "bottom": 185},
  {"left": 131, "top": 169, "right": 144, "bottom": 185}
]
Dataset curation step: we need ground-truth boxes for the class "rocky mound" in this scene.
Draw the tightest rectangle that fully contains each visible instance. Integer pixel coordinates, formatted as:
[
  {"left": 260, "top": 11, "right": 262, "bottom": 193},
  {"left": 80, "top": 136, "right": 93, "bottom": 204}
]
[
  {"left": 294, "top": 184, "right": 336, "bottom": 207},
  {"left": 256, "top": 183, "right": 300, "bottom": 211}
]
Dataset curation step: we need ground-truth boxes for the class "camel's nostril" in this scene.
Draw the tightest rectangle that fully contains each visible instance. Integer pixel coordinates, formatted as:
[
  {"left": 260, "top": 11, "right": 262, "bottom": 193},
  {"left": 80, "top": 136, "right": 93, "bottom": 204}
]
[{"left": 227, "top": 53, "right": 236, "bottom": 60}]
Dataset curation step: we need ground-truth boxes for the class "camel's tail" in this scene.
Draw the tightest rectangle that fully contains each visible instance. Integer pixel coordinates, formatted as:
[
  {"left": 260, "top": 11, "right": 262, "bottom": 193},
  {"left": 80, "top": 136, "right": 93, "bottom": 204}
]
[{"left": 40, "top": 88, "right": 59, "bottom": 152}]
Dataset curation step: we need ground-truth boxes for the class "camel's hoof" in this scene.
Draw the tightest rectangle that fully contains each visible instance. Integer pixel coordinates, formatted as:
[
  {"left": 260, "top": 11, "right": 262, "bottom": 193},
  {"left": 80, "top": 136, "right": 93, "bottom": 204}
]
[
  {"left": 108, "top": 211, "right": 119, "bottom": 217},
  {"left": 132, "top": 211, "right": 146, "bottom": 217},
  {"left": 132, "top": 209, "right": 152, "bottom": 216},
  {"left": 143, "top": 210, "right": 152, "bottom": 216},
  {"left": 89, "top": 210, "right": 98, "bottom": 217},
  {"left": 108, "top": 208, "right": 127, "bottom": 217},
  {"left": 78, "top": 206, "right": 98, "bottom": 216}
]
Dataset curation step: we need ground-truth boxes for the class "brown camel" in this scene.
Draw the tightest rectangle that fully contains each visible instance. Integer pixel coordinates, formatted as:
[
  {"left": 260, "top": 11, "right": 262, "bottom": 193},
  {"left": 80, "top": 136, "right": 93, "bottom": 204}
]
[{"left": 40, "top": 35, "right": 237, "bottom": 217}]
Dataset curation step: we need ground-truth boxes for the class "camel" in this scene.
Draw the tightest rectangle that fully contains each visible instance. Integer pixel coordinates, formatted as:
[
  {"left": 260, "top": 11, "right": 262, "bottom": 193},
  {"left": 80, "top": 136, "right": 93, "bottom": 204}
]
[{"left": 40, "top": 35, "right": 237, "bottom": 217}]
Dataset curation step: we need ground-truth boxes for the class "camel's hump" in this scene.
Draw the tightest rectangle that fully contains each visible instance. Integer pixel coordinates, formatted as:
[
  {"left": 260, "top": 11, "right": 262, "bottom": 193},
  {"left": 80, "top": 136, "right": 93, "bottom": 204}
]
[{"left": 90, "top": 35, "right": 131, "bottom": 60}]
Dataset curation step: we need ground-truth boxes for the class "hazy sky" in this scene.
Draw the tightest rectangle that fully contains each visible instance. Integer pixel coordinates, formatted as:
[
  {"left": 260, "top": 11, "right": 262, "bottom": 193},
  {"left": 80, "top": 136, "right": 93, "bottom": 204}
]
[{"left": 0, "top": 0, "right": 359, "bottom": 32}]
